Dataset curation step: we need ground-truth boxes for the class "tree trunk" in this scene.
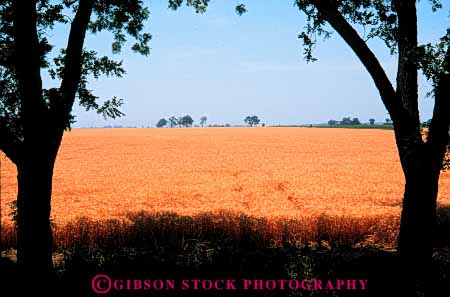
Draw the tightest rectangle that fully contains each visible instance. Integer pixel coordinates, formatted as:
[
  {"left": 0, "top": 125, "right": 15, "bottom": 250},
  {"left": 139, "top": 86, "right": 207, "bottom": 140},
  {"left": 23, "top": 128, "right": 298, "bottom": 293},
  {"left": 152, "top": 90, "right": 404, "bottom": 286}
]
[
  {"left": 397, "top": 143, "right": 441, "bottom": 295},
  {"left": 16, "top": 143, "right": 58, "bottom": 289}
]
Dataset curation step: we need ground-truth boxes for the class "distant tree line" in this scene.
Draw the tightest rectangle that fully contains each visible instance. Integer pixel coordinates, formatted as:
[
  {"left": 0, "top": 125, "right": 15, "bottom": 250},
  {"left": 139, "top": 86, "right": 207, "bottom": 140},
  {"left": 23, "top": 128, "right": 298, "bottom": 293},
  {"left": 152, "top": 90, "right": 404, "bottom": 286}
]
[
  {"left": 327, "top": 117, "right": 393, "bottom": 126},
  {"left": 156, "top": 115, "right": 264, "bottom": 128},
  {"left": 328, "top": 117, "right": 360, "bottom": 126},
  {"left": 156, "top": 115, "right": 197, "bottom": 128}
]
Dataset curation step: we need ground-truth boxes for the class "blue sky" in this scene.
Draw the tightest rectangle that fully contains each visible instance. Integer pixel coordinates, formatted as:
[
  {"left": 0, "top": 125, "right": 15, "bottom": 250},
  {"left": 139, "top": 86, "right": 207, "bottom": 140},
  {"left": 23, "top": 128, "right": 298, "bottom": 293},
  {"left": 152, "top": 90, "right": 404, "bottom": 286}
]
[{"left": 44, "top": 0, "right": 450, "bottom": 127}]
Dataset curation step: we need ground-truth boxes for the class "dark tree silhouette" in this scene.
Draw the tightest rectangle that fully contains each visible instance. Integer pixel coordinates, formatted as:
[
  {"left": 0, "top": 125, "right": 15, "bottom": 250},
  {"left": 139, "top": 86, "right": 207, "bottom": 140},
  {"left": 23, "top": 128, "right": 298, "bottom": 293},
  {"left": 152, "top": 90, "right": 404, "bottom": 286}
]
[
  {"left": 341, "top": 117, "right": 352, "bottom": 125},
  {"left": 296, "top": 0, "right": 450, "bottom": 294},
  {"left": 351, "top": 117, "right": 361, "bottom": 125},
  {"left": 244, "top": 115, "right": 261, "bottom": 127},
  {"left": 200, "top": 116, "right": 207, "bottom": 127},
  {"left": 168, "top": 116, "right": 179, "bottom": 128},
  {"left": 179, "top": 115, "right": 194, "bottom": 127},
  {"left": 328, "top": 119, "right": 337, "bottom": 126},
  {"left": 369, "top": 118, "right": 376, "bottom": 125},
  {"left": 156, "top": 118, "right": 168, "bottom": 128},
  {"left": 0, "top": 0, "right": 150, "bottom": 283}
]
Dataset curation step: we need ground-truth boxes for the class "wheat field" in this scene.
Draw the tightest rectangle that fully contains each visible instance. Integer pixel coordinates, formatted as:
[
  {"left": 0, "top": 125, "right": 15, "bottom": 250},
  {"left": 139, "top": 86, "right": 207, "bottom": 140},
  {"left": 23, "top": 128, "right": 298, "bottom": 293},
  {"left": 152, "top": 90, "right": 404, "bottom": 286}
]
[{"left": 1, "top": 127, "right": 449, "bottom": 247}]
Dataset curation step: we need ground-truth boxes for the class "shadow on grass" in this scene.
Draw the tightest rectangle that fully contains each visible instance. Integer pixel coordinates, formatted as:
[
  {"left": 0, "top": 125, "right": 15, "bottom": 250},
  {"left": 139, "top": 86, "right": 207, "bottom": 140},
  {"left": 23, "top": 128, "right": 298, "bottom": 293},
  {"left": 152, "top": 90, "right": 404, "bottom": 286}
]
[{"left": 1, "top": 208, "right": 449, "bottom": 297}]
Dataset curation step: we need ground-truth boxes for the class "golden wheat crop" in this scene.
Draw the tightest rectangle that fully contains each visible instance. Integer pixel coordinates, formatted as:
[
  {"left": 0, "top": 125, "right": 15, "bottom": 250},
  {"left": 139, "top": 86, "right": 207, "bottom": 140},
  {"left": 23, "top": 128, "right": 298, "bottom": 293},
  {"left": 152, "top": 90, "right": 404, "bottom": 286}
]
[{"left": 1, "top": 127, "right": 449, "bottom": 246}]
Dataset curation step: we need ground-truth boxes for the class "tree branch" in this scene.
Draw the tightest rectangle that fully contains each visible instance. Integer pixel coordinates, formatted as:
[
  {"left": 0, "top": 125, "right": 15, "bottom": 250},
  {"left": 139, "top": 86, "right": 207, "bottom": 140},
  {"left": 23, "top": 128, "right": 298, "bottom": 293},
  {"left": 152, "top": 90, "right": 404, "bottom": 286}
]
[
  {"left": 58, "top": 0, "right": 93, "bottom": 122},
  {"left": 431, "top": 46, "right": 450, "bottom": 124},
  {"left": 311, "top": 0, "right": 404, "bottom": 123},
  {"left": 428, "top": 47, "right": 450, "bottom": 158},
  {"left": 393, "top": 0, "right": 420, "bottom": 126}
]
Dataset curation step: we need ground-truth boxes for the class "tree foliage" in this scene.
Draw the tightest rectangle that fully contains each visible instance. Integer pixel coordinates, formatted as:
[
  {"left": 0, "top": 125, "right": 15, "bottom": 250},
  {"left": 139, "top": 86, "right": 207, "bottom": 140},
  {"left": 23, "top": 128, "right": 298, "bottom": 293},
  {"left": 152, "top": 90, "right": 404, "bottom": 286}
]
[
  {"left": 156, "top": 118, "right": 168, "bottom": 128},
  {"left": 341, "top": 117, "right": 352, "bottom": 125},
  {"left": 168, "top": 0, "right": 246, "bottom": 15},
  {"left": 168, "top": 116, "right": 179, "bottom": 128},
  {"left": 351, "top": 117, "right": 361, "bottom": 125},
  {"left": 0, "top": 0, "right": 151, "bottom": 151},
  {"left": 244, "top": 115, "right": 261, "bottom": 127},
  {"left": 178, "top": 115, "right": 193, "bottom": 127},
  {"left": 328, "top": 119, "right": 337, "bottom": 126},
  {"left": 200, "top": 115, "right": 207, "bottom": 127},
  {"left": 296, "top": 0, "right": 400, "bottom": 62}
]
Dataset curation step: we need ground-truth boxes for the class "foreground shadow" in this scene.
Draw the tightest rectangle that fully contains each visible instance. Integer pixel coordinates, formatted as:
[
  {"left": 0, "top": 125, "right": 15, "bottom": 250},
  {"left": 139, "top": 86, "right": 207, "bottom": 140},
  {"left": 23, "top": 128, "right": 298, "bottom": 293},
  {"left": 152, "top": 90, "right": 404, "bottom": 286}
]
[{"left": 1, "top": 209, "right": 449, "bottom": 297}]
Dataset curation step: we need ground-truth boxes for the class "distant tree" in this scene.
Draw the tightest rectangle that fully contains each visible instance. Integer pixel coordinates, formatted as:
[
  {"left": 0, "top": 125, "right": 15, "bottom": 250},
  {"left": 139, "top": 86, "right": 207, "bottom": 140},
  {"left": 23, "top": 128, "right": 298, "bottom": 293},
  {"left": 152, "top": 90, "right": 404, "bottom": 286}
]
[
  {"left": 369, "top": 118, "right": 376, "bottom": 125},
  {"left": 244, "top": 116, "right": 249, "bottom": 126},
  {"left": 351, "top": 118, "right": 361, "bottom": 125},
  {"left": 385, "top": 118, "right": 393, "bottom": 125},
  {"left": 156, "top": 118, "right": 168, "bottom": 128},
  {"left": 340, "top": 117, "right": 352, "bottom": 125},
  {"left": 200, "top": 116, "right": 208, "bottom": 127},
  {"left": 186, "top": 115, "right": 194, "bottom": 127},
  {"left": 262, "top": 123, "right": 266, "bottom": 127},
  {"left": 244, "top": 115, "right": 261, "bottom": 127},
  {"left": 179, "top": 115, "right": 194, "bottom": 127},
  {"left": 168, "top": 116, "right": 178, "bottom": 128},
  {"left": 244, "top": 116, "right": 251, "bottom": 126},
  {"left": 177, "top": 117, "right": 183, "bottom": 127},
  {"left": 328, "top": 119, "right": 338, "bottom": 126}
]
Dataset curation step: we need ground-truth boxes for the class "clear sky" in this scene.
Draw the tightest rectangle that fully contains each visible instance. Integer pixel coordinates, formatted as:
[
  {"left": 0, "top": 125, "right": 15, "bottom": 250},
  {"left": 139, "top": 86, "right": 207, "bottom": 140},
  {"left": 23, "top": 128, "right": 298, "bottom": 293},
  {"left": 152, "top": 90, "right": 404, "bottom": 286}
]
[{"left": 44, "top": 0, "right": 450, "bottom": 127}]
